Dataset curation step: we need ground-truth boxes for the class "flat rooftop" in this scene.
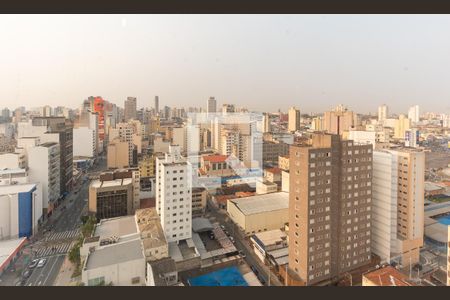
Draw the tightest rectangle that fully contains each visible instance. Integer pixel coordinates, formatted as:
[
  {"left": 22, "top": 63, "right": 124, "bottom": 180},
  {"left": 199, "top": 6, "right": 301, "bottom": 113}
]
[
  {"left": 90, "top": 178, "right": 132, "bottom": 189},
  {"left": 94, "top": 215, "right": 137, "bottom": 238},
  {"left": 229, "top": 192, "right": 289, "bottom": 215},
  {"left": 0, "top": 237, "right": 27, "bottom": 271},
  {"left": 252, "top": 229, "right": 287, "bottom": 246},
  {"left": 0, "top": 183, "right": 37, "bottom": 195},
  {"left": 85, "top": 238, "right": 144, "bottom": 270}
]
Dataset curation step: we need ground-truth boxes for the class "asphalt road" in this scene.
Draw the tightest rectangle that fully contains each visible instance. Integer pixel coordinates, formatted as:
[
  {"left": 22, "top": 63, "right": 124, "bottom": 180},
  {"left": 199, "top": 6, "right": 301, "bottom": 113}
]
[{"left": 24, "top": 156, "right": 107, "bottom": 286}]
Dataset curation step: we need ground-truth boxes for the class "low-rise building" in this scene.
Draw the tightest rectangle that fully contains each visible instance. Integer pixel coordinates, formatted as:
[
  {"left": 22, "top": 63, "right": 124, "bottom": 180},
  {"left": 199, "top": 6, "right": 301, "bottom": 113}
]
[
  {"left": 89, "top": 178, "right": 134, "bottom": 220},
  {"left": 256, "top": 180, "right": 278, "bottom": 195},
  {"left": 362, "top": 266, "right": 413, "bottom": 286},
  {"left": 227, "top": 192, "right": 289, "bottom": 235},
  {"left": 199, "top": 154, "right": 234, "bottom": 177},
  {"left": 250, "top": 229, "right": 288, "bottom": 268},
  {"left": 264, "top": 167, "right": 282, "bottom": 184}
]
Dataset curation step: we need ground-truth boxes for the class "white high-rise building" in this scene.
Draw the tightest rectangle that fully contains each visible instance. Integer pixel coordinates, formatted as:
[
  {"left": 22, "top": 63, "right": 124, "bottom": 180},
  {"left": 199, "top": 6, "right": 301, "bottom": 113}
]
[
  {"left": 408, "top": 105, "right": 420, "bottom": 124},
  {"left": 27, "top": 142, "right": 60, "bottom": 216},
  {"left": 73, "top": 127, "right": 96, "bottom": 158},
  {"left": 378, "top": 104, "right": 388, "bottom": 123},
  {"left": 156, "top": 145, "right": 192, "bottom": 243},
  {"left": 371, "top": 148, "right": 424, "bottom": 266}
]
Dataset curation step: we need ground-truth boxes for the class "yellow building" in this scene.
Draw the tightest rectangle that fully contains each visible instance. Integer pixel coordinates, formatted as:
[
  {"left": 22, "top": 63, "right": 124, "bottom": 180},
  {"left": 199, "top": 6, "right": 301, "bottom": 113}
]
[
  {"left": 394, "top": 114, "right": 411, "bottom": 139},
  {"left": 227, "top": 192, "right": 289, "bottom": 235},
  {"left": 139, "top": 155, "right": 156, "bottom": 177},
  {"left": 107, "top": 138, "right": 129, "bottom": 169}
]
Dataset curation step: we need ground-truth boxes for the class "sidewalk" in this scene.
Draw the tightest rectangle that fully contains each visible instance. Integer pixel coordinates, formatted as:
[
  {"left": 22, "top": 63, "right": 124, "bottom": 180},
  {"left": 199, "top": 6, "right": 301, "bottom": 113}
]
[{"left": 53, "top": 256, "right": 79, "bottom": 286}]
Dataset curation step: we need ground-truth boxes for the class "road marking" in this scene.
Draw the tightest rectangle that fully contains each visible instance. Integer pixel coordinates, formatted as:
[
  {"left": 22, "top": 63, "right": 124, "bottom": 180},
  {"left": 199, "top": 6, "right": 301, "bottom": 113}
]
[{"left": 43, "top": 254, "right": 62, "bottom": 285}]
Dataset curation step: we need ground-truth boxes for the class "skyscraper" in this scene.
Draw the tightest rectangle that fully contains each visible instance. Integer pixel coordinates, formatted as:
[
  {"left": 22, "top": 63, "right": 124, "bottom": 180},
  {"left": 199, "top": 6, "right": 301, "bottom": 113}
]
[
  {"left": 378, "top": 104, "right": 388, "bottom": 123},
  {"left": 288, "top": 133, "right": 373, "bottom": 285},
  {"left": 154, "top": 96, "right": 159, "bottom": 116},
  {"left": 207, "top": 97, "right": 217, "bottom": 115},
  {"left": 124, "top": 97, "right": 137, "bottom": 121},
  {"left": 288, "top": 107, "right": 301, "bottom": 132}
]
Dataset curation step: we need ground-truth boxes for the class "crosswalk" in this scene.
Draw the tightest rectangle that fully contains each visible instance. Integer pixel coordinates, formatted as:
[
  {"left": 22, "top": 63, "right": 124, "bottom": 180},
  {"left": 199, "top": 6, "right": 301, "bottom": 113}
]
[
  {"left": 33, "top": 241, "right": 76, "bottom": 258},
  {"left": 43, "top": 229, "right": 81, "bottom": 242}
]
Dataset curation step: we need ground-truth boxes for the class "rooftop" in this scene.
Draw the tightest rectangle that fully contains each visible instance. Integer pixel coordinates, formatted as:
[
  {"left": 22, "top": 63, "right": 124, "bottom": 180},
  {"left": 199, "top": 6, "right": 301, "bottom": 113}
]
[
  {"left": 229, "top": 192, "right": 289, "bottom": 215},
  {"left": 202, "top": 154, "right": 228, "bottom": 163},
  {"left": 0, "top": 237, "right": 27, "bottom": 272},
  {"left": 252, "top": 229, "right": 287, "bottom": 246},
  {"left": 85, "top": 238, "right": 144, "bottom": 270},
  {"left": 363, "top": 266, "right": 412, "bottom": 286},
  {"left": 90, "top": 178, "right": 132, "bottom": 189},
  {"left": 0, "top": 183, "right": 37, "bottom": 195},
  {"left": 265, "top": 167, "right": 282, "bottom": 174},
  {"left": 94, "top": 215, "right": 137, "bottom": 238},
  {"left": 148, "top": 258, "right": 177, "bottom": 286}
]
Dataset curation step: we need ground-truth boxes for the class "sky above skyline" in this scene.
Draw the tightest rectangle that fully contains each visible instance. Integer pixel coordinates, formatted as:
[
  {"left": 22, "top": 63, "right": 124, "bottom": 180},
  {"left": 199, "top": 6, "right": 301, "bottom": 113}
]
[{"left": 1, "top": 14, "right": 450, "bottom": 115}]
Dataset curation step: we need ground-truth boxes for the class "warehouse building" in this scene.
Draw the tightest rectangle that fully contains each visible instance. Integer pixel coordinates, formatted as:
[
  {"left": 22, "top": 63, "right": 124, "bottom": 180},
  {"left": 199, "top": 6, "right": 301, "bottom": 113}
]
[{"left": 227, "top": 192, "right": 289, "bottom": 235}]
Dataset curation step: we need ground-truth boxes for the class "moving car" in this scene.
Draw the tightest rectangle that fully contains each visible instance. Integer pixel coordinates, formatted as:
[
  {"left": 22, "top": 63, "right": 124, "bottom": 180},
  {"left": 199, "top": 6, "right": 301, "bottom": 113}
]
[
  {"left": 22, "top": 269, "right": 32, "bottom": 279},
  {"left": 37, "top": 258, "right": 47, "bottom": 268},
  {"left": 28, "top": 259, "right": 39, "bottom": 269}
]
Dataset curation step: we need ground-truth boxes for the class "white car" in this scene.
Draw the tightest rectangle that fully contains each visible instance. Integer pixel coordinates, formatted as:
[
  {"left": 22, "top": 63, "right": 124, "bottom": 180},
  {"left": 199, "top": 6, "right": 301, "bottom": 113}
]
[{"left": 37, "top": 259, "right": 47, "bottom": 268}]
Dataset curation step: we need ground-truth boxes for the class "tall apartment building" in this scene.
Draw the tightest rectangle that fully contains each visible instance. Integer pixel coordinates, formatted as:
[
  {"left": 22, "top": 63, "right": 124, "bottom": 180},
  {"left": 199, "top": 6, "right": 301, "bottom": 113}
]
[
  {"left": 116, "top": 121, "right": 141, "bottom": 166},
  {"left": 323, "top": 105, "right": 359, "bottom": 136},
  {"left": 27, "top": 142, "right": 60, "bottom": 216},
  {"left": 107, "top": 139, "right": 130, "bottom": 169},
  {"left": 288, "top": 133, "right": 373, "bottom": 285},
  {"left": 139, "top": 155, "right": 156, "bottom": 177},
  {"left": 408, "top": 105, "right": 420, "bottom": 124},
  {"left": 262, "top": 113, "right": 271, "bottom": 133},
  {"left": 124, "top": 97, "right": 137, "bottom": 121},
  {"left": 262, "top": 140, "right": 289, "bottom": 167},
  {"left": 378, "top": 104, "right": 388, "bottom": 123},
  {"left": 207, "top": 97, "right": 217, "bottom": 115},
  {"left": 288, "top": 107, "right": 301, "bottom": 132},
  {"left": 74, "top": 110, "right": 99, "bottom": 155},
  {"left": 371, "top": 147, "right": 424, "bottom": 266},
  {"left": 394, "top": 114, "right": 411, "bottom": 139},
  {"left": 18, "top": 117, "right": 73, "bottom": 194},
  {"left": 156, "top": 146, "right": 193, "bottom": 243}
]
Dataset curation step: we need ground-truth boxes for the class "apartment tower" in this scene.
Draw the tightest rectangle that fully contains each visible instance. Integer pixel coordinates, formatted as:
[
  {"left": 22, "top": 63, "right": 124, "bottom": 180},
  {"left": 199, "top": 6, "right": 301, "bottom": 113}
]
[{"left": 288, "top": 133, "right": 373, "bottom": 285}]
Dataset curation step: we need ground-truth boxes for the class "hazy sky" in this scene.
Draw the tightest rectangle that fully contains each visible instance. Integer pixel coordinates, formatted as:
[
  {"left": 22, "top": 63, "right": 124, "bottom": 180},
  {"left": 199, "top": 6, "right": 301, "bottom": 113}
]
[{"left": 1, "top": 14, "right": 450, "bottom": 115}]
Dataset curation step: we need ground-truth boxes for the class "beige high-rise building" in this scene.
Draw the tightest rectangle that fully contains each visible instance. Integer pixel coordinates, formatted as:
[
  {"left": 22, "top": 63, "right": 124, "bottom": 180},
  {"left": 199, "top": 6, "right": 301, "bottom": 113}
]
[
  {"left": 288, "top": 107, "right": 301, "bottom": 132},
  {"left": 323, "top": 105, "right": 359, "bottom": 136},
  {"left": 372, "top": 148, "right": 424, "bottom": 266},
  {"left": 394, "top": 114, "right": 411, "bottom": 139},
  {"left": 288, "top": 133, "right": 373, "bottom": 285},
  {"left": 107, "top": 139, "right": 130, "bottom": 169},
  {"left": 378, "top": 104, "right": 388, "bottom": 123}
]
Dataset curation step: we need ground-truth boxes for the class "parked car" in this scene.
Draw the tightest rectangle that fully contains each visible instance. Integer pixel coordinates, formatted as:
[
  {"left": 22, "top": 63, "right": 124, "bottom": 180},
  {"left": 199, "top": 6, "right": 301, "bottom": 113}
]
[
  {"left": 220, "top": 225, "right": 226, "bottom": 230},
  {"left": 37, "top": 258, "right": 47, "bottom": 268},
  {"left": 239, "top": 250, "right": 246, "bottom": 258},
  {"left": 28, "top": 259, "right": 39, "bottom": 269},
  {"left": 229, "top": 236, "right": 235, "bottom": 243}
]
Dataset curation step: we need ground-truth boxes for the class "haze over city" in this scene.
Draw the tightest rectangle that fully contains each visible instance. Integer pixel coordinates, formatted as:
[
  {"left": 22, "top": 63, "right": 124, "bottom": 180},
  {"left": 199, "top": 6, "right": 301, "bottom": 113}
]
[{"left": 2, "top": 14, "right": 450, "bottom": 114}]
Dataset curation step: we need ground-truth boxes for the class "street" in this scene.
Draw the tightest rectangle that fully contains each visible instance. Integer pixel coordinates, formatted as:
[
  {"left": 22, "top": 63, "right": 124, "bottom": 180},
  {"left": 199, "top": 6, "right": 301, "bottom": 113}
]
[{"left": 1, "top": 155, "right": 107, "bottom": 287}]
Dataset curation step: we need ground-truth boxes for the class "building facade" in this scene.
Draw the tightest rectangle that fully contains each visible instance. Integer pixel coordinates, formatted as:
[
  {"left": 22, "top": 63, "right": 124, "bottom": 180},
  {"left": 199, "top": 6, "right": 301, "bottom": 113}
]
[{"left": 288, "top": 133, "right": 373, "bottom": 285}]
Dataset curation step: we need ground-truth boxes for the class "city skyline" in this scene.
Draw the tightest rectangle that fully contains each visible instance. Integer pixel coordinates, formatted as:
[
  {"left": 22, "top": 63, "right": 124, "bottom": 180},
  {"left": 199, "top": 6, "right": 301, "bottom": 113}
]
[{"left": 2, "top": 15, "right": 450, "bottom": 114}]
